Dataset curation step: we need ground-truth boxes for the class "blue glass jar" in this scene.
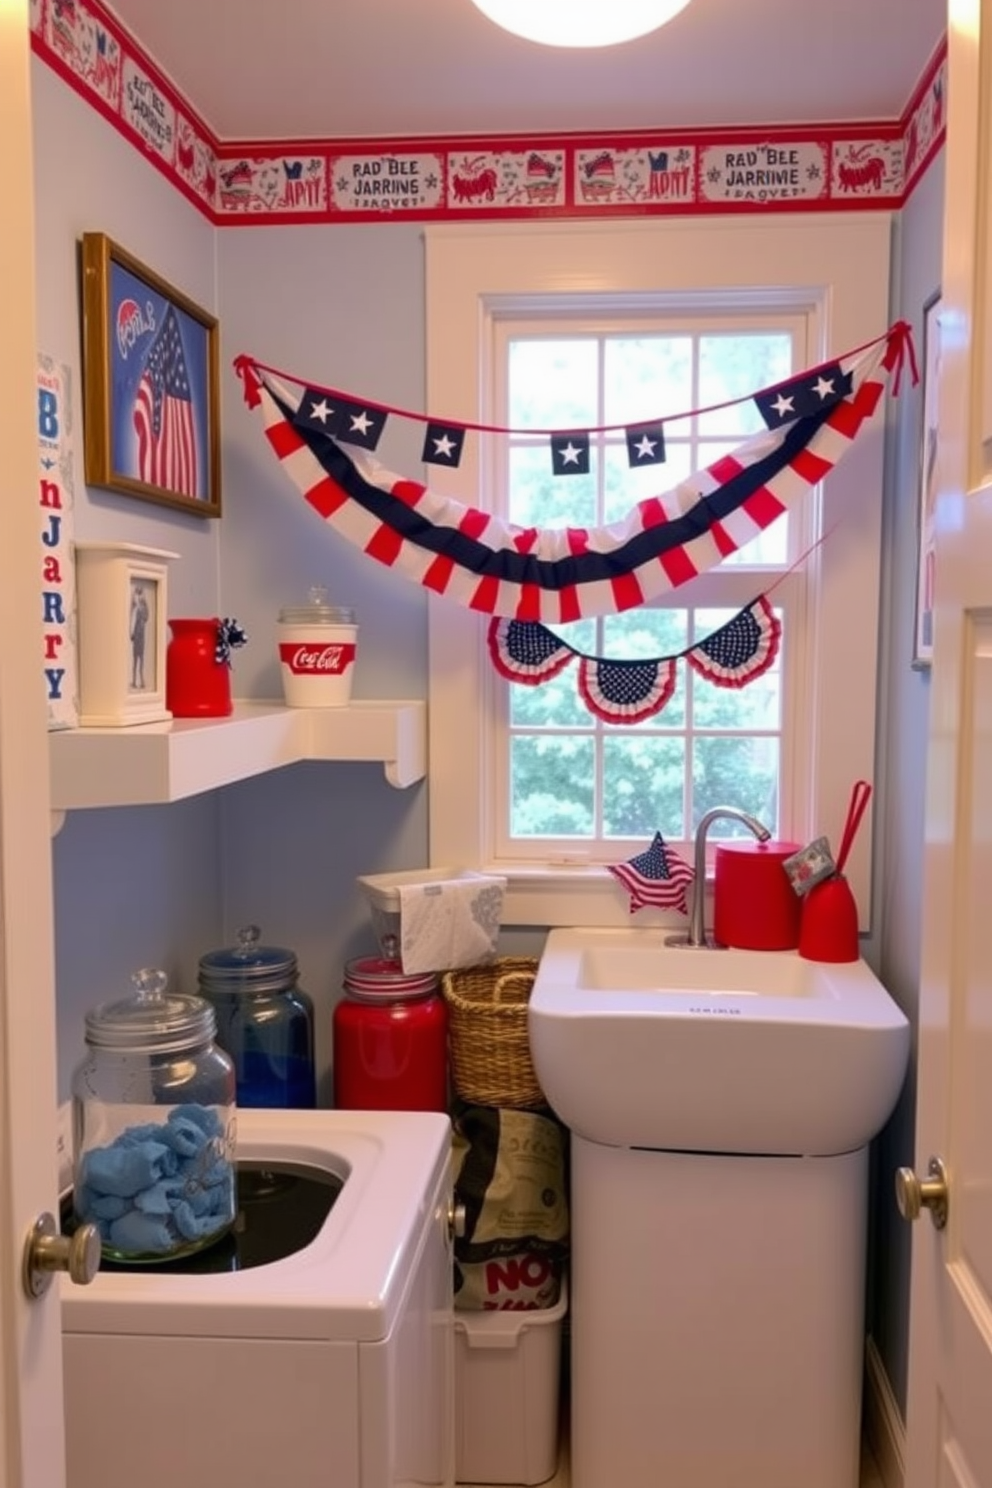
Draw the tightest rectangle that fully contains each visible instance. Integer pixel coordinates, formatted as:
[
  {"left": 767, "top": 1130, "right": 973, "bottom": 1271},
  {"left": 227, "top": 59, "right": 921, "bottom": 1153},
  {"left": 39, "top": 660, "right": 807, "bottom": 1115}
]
[{"left": 198, "top": 926, "right": 316, "bottom": 1109}]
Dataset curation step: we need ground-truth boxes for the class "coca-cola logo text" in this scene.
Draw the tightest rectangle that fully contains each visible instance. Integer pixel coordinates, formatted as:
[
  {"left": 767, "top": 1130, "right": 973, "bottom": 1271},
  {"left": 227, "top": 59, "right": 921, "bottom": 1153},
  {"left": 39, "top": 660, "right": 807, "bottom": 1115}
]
[{"left": 279, "top": 642, "right": 356, "bottom": 676}]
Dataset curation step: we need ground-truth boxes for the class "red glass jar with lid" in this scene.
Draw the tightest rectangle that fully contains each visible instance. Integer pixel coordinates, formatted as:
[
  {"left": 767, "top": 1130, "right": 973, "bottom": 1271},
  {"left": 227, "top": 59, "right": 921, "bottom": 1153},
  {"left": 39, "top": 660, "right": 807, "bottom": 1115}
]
[{"left": 333, "top": 957, "right": 448, "bottom": 1112}]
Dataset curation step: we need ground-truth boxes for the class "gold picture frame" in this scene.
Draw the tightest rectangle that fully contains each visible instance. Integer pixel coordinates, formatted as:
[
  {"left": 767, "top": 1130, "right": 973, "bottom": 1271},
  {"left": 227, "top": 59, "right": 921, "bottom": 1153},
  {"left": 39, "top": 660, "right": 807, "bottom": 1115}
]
[{"left": 80, "top": 233, "right": 221, "bottom": 518}]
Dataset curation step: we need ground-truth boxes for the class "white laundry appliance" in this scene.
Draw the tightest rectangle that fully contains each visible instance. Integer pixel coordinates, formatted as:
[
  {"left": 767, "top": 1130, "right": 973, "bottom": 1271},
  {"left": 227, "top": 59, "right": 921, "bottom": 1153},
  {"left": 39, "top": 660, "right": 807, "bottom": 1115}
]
[{"left": 58, "top": 1107, "right": 455, "bottom": 1488}]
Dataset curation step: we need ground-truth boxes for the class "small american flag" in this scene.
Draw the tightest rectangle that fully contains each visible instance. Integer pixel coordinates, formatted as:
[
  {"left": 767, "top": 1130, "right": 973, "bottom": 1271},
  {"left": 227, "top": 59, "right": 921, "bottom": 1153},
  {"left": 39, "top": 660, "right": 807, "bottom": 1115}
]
[
  {"left": 608, "top": 832, "right": 694, "bottom": 915},
  {"left": 133, "top": 305, "right": 198, "bottom": 496}
]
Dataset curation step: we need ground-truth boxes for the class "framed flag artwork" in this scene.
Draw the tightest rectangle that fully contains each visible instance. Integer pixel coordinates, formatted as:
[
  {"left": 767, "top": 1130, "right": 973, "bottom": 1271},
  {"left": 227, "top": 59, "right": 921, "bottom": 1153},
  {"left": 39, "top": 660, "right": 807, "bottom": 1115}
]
[{"left": 80, "top": 233, "right": 221, "bottom": 518}]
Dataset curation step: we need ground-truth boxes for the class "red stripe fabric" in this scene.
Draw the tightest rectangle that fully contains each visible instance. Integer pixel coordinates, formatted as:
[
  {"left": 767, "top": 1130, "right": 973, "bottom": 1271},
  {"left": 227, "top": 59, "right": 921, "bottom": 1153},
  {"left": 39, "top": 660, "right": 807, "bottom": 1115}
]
[
  {"left": 470, "top": 576, "right": 500, "bottom": 612},
  {"left": 741, "top": 485, "right": 787, "bottom": 526},
  {"left": 791, "top": 448, "right": 834, "bottom": 484},
  {"left": 609, "top": 572, "right": 645, "bottom": 611},
  {"left": 710, "top": 520, "right": 738, "bottom": 557},
  {"left": 266, "top": 419, "right": 304, "bottom": 458},
  {"left": 366, "top": 522, "right": 404, "bottom": 565},
  {"left": 659, "top": 545, "right": 700, "bottom": 588},
  {"left": 423, "top": 553, "right": 456, "bottom": 593},
  {"left": 392, "top": 478, "right": 427, "bottom": 507},
  {"left": 306, "top": 476, "right": 348, "bottom": 519}
]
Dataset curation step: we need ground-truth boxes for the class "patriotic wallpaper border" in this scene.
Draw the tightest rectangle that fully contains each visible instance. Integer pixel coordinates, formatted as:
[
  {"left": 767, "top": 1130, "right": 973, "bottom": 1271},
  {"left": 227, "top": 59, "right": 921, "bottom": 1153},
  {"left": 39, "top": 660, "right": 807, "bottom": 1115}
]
[{"left": 30, "top": 0, "right": 946, "bottom": 227}]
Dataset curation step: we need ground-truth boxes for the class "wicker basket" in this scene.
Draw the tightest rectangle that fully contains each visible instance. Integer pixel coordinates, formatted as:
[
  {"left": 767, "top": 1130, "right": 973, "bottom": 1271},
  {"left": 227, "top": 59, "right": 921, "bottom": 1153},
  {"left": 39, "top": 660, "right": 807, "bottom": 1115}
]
[{"left": 442, "top": 957, "right": 545, "bottom": 1109}]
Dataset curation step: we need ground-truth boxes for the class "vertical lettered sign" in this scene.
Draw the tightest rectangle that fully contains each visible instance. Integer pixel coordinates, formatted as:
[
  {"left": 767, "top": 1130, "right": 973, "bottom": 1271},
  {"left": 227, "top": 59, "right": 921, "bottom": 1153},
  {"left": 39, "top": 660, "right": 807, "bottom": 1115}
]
[{"left": 37, "top": 354, "right": 78, "bottom": 729}]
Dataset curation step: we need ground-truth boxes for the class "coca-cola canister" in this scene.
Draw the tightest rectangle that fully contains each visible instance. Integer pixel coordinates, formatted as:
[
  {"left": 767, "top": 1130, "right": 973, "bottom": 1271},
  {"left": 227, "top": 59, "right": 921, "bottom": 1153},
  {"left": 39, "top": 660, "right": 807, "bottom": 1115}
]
[{"left": 277, "top": 587, "right": 357, "bottom": 707}]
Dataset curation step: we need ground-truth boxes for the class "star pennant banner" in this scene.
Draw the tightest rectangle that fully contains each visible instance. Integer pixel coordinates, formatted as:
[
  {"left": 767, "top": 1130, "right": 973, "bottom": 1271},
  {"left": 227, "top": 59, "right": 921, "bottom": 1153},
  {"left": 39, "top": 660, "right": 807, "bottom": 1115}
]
[
  {"left": 754, "top": 362, "right": 853, "bottom": 429},
  {"left": 625, "top": 420, "right": 666, "bottom": 466},
  {"left": 422, "top": 422, "right": 465, "bottom": 467},
  {"left": 551, "top": 431, "right": 591, "bottom": 475},
  {"left": 297, "top": 387, "right": 388, "bottom": 449},
  {"left": 233, "top": 321, "right": 915, "bottom": 622}
]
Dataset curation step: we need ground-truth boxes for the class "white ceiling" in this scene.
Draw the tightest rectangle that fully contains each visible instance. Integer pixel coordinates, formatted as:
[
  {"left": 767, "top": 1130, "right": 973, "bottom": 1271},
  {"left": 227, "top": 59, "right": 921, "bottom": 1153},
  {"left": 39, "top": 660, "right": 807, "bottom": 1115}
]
[{"left": 103, "top": 0, "right": 946, "bottom": 144}]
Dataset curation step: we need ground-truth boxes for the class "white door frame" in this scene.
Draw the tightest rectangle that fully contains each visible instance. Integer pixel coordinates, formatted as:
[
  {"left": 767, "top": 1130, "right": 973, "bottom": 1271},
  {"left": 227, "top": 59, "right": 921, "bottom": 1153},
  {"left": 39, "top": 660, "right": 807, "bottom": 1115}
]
[{"left": 0, "top": 4, "right": 68, "bottom": 1484}]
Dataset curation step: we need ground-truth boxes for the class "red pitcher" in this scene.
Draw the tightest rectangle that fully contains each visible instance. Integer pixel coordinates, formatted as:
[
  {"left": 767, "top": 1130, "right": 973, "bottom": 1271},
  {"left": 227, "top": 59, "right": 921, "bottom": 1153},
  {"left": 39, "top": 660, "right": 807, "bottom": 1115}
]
[{"left": 166, "top": 618, "right": 232, "bottom": 718}]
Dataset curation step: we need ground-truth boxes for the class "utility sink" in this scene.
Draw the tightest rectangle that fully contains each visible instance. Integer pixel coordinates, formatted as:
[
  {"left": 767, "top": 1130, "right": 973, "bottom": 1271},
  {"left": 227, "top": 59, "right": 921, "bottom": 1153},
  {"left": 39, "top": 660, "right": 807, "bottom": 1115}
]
[{"left": 528, "top": 927, "right": 910, "bottom": 1155}]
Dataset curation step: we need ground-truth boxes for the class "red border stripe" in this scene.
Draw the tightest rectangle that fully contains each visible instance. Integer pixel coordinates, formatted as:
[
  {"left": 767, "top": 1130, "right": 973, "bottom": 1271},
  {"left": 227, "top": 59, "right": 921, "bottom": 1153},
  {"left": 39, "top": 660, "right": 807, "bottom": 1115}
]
[{"left": 28, "top": 0, "right": 945, "bottom": 230}]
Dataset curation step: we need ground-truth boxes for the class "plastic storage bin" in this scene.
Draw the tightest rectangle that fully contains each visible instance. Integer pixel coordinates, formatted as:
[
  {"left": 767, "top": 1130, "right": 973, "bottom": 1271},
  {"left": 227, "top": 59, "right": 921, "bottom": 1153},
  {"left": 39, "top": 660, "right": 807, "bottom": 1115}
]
[{"left": 454, "top": 1281, "right": 567, "bottom": 1486}]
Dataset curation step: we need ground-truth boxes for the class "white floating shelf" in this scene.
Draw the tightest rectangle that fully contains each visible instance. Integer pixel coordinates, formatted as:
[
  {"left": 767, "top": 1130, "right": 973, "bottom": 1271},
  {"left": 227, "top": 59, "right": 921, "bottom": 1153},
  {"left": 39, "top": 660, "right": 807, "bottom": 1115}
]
[{"left": 49, "top": 699, "right": 427, "bottom": 810}]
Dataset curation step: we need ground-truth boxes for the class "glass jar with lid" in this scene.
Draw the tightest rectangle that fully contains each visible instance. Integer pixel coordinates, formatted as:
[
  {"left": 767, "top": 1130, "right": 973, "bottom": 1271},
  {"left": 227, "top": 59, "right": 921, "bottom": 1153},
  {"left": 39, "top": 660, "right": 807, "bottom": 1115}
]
[
  {"left": 276, "top": 586, "right": 358, "bottom": 708},
  {"left": 71, "top": 967, "right": 237, "bottom": 1263},
  {"left": 198, "top": 925, "right": 316, "bottom": 1110},
  {"left": 333, "top": 956, "right": 448, "bottom": 1112}
]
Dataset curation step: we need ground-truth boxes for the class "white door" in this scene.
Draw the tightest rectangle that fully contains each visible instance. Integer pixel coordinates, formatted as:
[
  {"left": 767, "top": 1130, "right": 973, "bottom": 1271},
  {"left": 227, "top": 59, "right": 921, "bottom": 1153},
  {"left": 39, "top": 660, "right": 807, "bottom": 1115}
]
[
  {"left": 904, "top": 3, "right": 992, "bottom": 1485},
  {"left": 0, "top": 3, "right": 70, "bottom": 1485}
]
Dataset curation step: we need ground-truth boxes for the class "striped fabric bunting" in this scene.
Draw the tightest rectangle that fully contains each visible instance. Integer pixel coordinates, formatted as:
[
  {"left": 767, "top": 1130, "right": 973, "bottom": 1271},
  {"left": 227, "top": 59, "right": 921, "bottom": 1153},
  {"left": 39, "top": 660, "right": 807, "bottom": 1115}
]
[{"left": 235, "top": 322, "right": 913, "bottom": 622}]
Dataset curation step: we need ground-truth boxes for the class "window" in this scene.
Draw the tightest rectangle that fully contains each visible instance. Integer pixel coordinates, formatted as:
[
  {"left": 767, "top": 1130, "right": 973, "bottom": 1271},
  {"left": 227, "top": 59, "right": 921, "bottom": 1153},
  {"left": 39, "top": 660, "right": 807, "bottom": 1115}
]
[
  {"left": 493, "top": 315, "right": 801, "bottom": 863},
  {"left": 425, "top": 218, "right": 891, "bottom": 927}
]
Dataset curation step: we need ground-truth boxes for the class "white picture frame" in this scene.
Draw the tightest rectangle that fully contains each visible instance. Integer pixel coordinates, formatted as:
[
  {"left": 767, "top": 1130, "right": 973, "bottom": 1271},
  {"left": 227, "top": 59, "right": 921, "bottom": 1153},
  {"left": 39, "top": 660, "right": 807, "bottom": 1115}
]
[{"left": 74, "top": 541, "right": 178, "bottom": 726}]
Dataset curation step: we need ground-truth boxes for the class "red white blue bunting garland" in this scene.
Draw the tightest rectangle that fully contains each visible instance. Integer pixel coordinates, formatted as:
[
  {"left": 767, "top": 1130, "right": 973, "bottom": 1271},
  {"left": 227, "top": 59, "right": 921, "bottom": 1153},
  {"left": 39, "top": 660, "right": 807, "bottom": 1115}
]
[
  {"left": 488, "top": 595, "right": 781, "bottom": 724},
  {"left": 234, "top": 321, "right": 915, "bottom": 622}
]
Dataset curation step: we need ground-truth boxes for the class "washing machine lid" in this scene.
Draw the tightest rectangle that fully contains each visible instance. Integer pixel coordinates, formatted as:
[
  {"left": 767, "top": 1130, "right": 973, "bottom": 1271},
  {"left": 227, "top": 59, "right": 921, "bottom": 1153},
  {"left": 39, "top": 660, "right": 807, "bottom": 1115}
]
[{"left": 59, "top": 1107, "right": 452, "bottom": 1344}]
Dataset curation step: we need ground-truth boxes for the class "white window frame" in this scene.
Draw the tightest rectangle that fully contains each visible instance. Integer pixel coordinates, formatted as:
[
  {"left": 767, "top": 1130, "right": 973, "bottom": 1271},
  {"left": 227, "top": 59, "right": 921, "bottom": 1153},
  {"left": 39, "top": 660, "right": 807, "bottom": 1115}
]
[
  {"left": 488, "top": 307, "right": 807, "bottom": 865},
  {"left": 424, "top": 216, "right": 892, "bottom": 929}
]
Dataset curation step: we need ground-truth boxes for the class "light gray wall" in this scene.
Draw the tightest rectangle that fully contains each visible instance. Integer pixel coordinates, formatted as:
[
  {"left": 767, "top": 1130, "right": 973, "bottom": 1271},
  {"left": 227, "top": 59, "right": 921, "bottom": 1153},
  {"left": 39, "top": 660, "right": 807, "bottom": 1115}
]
[
  {"left": 34, "top": 63, "right": 430, "bottom": 1099},
  {"left": 865, "top": 154, "right": 944, "bottom": 1416},
  {"left": 214, "top": 226, "right": 430, "bottom": 1097},
  {"left": 32, "top": 62, "right": 225, "bottom": 1097}
]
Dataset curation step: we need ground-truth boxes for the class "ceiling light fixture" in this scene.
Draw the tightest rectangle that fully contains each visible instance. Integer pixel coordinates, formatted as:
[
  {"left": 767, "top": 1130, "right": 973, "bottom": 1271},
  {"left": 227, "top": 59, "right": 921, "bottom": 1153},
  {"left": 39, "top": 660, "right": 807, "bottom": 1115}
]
[{"left": 469, "top": 0, "right": 693, "bottom": 48}]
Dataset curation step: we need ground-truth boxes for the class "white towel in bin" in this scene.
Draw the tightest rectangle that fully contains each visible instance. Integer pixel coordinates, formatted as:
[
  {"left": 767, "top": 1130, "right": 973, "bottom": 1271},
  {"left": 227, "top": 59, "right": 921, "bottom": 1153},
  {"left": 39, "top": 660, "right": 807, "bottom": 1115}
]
[{"left": 397, "top": 875, "right": 506, "bottom": 974}]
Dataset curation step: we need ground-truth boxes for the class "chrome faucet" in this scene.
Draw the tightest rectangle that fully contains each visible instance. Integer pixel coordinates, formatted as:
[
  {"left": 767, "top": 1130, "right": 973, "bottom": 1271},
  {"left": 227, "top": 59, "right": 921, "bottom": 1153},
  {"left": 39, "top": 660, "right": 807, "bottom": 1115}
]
[{"left": 666, "top": 805, "right": 772, "bottom": 949}]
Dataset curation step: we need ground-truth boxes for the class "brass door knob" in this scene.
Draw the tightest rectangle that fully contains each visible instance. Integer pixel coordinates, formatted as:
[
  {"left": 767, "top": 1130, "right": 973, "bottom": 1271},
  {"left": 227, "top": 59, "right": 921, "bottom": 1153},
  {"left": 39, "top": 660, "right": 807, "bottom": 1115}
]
[
  {"left": 895, "top": 1156, "right": 948, "bottom": 1230},
  {"left": 22, "top": 1212, "right": 101, "bottom": 1299}
]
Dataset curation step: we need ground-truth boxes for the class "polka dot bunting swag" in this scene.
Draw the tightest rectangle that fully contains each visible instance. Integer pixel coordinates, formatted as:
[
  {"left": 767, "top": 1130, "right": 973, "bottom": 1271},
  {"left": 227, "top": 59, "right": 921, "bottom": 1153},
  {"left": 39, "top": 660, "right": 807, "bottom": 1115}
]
[{"left": 487, "top": 595, "right": 781, "bottom": 725}]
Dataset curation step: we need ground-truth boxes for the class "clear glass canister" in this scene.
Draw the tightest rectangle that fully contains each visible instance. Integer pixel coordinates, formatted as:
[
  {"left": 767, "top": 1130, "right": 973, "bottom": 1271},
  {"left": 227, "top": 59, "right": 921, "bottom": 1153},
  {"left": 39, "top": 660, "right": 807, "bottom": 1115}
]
[
  {"left": 71, "top": 967, "right": 237, "bottom": 1263},
  {"left": 198, "top": 925, "right": 316, "bottom": 1110}
]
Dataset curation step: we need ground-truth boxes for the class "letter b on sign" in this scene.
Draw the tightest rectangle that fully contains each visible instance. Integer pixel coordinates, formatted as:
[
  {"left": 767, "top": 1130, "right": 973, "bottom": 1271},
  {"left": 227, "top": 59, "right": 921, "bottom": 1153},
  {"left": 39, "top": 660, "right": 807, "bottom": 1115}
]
[{"left": 38, "top": 388, "right": 59, "bottom": 441}]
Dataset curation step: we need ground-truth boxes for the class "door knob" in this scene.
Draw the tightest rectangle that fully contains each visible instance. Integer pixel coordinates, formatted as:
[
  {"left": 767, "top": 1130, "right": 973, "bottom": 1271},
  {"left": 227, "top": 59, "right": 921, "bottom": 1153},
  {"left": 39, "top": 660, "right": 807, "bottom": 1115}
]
[
  {"left": 22, "top": 1212, "right": 101, "bottom": 1299},
  {"left": 895, "top": 1156, "right": 948, "bottom": 1230}
]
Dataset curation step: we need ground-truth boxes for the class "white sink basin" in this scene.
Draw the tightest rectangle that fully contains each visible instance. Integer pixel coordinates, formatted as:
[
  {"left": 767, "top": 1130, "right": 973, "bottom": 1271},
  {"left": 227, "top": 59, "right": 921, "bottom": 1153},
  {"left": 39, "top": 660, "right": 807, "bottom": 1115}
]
[{"left": 528, "top": 928, "right": 910, "bottom": 1155}]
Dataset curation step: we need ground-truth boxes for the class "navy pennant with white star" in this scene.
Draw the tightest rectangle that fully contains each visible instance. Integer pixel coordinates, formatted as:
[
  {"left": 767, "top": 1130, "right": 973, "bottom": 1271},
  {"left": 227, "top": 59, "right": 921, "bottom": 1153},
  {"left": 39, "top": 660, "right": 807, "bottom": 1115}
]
[
  {"left": 297, "top": 387, "right": 340, "bottom": 436},
  {"left": 422, "top": 422, "right": 466, "bottom": 468},
  {"left": 625, "top": 420, "right": 666, "bottom": 467},
  {"left": 550, "top": 431, "right": 591, "bottom": 475},
  {"left": 333, "top": 398, "right": 388, "bottom": 450},
  {"left": 754, "top": 362, "right": 853, "bottom": 429}
]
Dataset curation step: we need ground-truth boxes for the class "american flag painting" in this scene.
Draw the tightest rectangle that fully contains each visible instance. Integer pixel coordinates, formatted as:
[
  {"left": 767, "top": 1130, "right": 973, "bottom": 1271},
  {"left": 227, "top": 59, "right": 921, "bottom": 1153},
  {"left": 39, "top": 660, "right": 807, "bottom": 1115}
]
[{"left": 133, "top": 305, "right": 199, "bottom": 497}]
